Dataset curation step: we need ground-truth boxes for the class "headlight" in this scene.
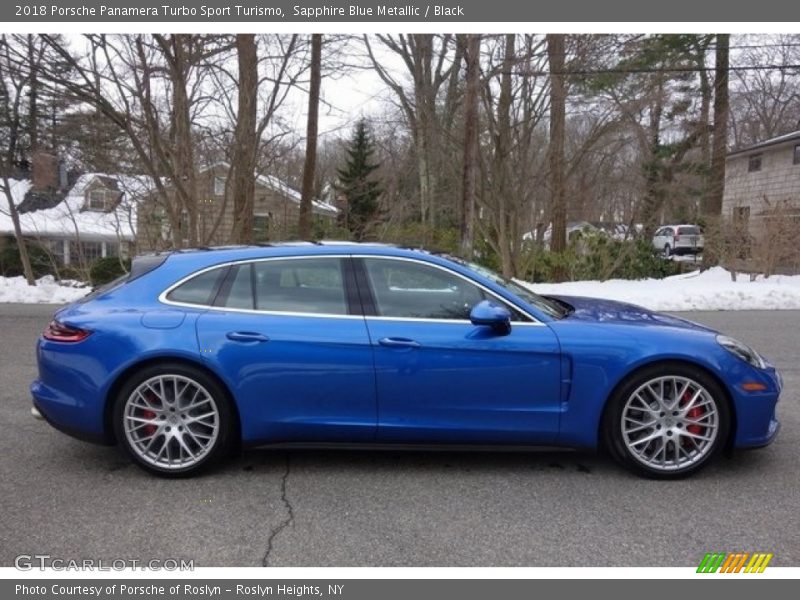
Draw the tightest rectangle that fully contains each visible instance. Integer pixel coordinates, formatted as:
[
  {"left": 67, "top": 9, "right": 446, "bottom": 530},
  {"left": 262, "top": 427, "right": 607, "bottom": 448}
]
[{"left": 716, "top": 335, "right": 767, "bottom": 369}]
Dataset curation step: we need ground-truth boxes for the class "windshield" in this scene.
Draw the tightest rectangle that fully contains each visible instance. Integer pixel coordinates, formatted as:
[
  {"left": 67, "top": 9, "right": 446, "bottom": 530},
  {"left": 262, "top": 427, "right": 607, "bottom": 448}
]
[{"left": 448, "top": 257, "right": 569, "bottom": 319}]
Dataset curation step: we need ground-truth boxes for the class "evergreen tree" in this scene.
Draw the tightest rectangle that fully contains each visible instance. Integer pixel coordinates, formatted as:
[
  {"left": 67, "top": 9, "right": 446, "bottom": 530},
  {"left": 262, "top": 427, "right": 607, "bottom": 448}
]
[{"left": 336, "top": 120, "right": 382, "bottom": 241}]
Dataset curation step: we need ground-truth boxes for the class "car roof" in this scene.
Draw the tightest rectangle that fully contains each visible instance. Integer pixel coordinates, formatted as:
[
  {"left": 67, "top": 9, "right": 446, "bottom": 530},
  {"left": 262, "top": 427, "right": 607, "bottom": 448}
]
[{"left": 151, "top": 241, "right": 444, "bottom": 269}]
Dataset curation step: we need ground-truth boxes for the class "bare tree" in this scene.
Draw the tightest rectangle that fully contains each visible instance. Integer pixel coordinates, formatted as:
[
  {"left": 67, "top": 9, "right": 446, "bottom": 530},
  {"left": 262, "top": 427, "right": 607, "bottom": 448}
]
[
  {"left": 459, "top": 34, "right": 480, "bottom": 258},
  {"left": 363, "top": 34, "right": 463, "bottom": 230},
  {"left": 298, "top": 34, "right": 322, "bottom": 240},
  {"left": 229, "top": 34, "right": 258, "bottom": 244},
  {"left": 0, "top": 35, "right": 38, "bottom": 285},
  {"left": 547, "top": 34, "right": 568, "bottom": 263}
]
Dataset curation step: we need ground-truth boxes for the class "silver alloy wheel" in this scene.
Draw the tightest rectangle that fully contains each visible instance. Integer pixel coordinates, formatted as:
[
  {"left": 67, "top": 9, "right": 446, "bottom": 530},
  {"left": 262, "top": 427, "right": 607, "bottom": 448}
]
[
  {"left": 621, "top": 376, "right": 719, "bottom": 472},
  {"left": 123, "top": 374, "right": 219, "bottom": 470}
]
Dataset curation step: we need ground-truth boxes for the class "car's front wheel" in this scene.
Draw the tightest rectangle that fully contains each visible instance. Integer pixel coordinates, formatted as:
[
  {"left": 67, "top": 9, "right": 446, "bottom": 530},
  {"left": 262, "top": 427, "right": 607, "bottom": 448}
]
[
  {"left": 112, "top": 363, "right": 234, "bottom": 477},
  {"left": 603, "top": 363, "right": 730, "bottom": 479}
]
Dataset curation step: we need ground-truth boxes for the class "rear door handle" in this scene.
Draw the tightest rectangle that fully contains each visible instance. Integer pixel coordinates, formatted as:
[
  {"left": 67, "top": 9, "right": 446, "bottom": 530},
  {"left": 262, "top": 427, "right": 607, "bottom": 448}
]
[
  {"left": 226, "top": 331, "right": 270, "bottom": 343},
  {"left": 378, "top": 337, "right": 420, "bottom": 349}
]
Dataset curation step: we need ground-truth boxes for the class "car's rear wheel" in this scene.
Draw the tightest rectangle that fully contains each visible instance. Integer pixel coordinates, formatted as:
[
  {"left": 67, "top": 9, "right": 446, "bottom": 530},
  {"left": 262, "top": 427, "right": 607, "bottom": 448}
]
[
  {"left": 603, "top": 363, "right": 730, "bottom": 479},
  {"left": 112, "top": 363, "right": 233, "bottom": 477}
]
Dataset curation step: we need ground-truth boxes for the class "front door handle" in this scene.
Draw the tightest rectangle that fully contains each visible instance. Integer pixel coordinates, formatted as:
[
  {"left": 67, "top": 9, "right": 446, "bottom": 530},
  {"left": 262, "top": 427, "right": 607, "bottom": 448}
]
[
  {"left": 226, "top": 331, "right": 270, "bottom": 343},
  {"left": 378, "top": 337, "right": 420, "bottom": 349}
]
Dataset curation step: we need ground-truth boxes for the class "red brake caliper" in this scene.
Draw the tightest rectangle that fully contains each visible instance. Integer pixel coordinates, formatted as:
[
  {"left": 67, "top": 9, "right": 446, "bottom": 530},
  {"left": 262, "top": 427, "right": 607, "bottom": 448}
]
[
  {"left": 140, "top": 391, "right": 159, "bottom": 437},
  {"left": 681, "top": 390, "right": 704, "bottom": 436}
]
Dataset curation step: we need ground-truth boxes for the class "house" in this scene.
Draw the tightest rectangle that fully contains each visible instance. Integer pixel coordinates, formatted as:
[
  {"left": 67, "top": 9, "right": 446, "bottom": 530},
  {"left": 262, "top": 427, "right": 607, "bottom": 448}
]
[
  {"left": 1, "top": 160, "right": 151, "bottom": 267},
  {"left": 722, "top": 130, "right": 800, "bottom": 235},
  {"left": 136, "top": 162, "right": 338, "bottom": 252}
]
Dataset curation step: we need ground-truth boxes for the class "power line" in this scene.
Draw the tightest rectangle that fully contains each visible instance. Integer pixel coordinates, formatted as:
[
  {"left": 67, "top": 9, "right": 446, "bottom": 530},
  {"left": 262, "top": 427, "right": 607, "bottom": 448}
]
[{"left": 517, "top": 64, "right": 800, "bottom": 77}]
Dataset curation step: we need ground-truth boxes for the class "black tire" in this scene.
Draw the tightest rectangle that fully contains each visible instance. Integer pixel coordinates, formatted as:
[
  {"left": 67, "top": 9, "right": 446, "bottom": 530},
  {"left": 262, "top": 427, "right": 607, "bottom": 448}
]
[
  {"left": 602, "top": 362, "right": 731, "bottom": 479},
  {"left": 112, "top": 362, "right": 234, "bottom": 477},
  {"left": 664, "top": 244, "right": 672, "bottom": 258}
]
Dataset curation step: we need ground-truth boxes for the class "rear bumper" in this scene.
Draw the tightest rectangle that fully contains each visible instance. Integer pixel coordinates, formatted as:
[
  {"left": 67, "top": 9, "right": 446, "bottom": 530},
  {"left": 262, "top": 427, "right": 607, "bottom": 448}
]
[{"left": 31, "top": 381, "right": 113, "bottom": 446}]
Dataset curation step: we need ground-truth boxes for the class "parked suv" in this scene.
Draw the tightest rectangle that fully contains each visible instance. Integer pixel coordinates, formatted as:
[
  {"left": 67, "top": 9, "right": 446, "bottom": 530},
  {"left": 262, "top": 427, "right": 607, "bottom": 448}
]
[{"left": 652, "top": 225, "right": 704, "bottom": 257}]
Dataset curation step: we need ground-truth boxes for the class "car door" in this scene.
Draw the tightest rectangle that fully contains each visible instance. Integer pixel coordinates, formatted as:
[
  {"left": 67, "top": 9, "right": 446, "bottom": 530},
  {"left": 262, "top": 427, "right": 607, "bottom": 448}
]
[
  {"left": 356, "top": 256, "right": 562, "bottom": 445},
  {"left": 191, "top": 256, "right": 377, "bottom": 445}
]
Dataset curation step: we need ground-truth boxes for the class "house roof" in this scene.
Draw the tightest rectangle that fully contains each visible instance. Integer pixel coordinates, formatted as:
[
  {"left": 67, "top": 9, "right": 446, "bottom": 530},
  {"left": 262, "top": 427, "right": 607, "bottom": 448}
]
[
  {"left": 202, "top": 162, "right": 339, "bottom": 216},
  {"left": 727, "top": 130, "right": 800, "bottom": 158},
  {"left": 0, "top": 173, "right": 153, "bottom": 242}
]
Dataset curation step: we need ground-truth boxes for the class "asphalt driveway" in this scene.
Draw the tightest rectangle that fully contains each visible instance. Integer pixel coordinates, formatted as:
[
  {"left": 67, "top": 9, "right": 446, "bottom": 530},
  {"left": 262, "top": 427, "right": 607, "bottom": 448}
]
[{"left": 1, "top": 304, "right": 797, "bottom": 567}]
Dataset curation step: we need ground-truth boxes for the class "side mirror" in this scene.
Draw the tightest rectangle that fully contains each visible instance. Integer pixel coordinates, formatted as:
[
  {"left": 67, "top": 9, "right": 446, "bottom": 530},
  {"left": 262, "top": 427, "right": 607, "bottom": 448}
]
[{"left": 470, "top": 300, "right": 512, "bottom": 335}]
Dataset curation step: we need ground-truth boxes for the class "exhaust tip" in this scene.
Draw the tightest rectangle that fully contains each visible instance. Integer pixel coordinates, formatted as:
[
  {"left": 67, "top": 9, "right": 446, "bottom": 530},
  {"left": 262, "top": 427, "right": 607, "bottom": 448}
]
[{"left": 31, "top": 406, "right": 44, "bottom": 421}]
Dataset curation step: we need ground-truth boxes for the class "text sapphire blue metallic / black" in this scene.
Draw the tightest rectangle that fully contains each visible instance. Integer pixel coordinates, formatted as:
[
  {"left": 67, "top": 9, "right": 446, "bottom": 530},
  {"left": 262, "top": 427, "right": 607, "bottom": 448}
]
[{"left": 30, "top": 243, "right": 781, "bottom": 478}]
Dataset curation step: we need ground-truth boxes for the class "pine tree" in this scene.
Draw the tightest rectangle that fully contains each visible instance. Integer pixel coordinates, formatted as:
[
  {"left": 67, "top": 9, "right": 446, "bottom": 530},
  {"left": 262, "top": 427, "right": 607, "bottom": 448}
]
[{"left": 336, "top": 120, "right": 382, "bottom": 241}]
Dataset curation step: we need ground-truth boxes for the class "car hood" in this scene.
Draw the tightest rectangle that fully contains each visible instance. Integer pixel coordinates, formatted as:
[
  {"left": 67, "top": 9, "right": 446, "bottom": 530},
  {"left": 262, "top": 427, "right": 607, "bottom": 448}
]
[{"left": 544, "top": 295, "right": 717, "bottom": 333}]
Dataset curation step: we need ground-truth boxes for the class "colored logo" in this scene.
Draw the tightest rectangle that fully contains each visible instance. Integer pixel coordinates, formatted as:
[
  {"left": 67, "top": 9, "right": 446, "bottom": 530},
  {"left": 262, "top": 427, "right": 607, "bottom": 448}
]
[{"left": 697, "top": 552, "right": 773, "bottom": 573}]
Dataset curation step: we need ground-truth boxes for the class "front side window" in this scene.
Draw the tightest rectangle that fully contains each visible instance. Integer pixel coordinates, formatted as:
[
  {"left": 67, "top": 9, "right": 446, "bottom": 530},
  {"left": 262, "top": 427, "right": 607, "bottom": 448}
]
[{"left": 363, "top": 258, "right": 485, "bottom": 320}]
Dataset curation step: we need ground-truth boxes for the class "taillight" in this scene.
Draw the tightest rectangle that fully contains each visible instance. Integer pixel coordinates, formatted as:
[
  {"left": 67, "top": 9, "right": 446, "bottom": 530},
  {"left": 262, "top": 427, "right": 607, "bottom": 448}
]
[{"left": 43, "top": 320, "right": 91, "bottom": 343}]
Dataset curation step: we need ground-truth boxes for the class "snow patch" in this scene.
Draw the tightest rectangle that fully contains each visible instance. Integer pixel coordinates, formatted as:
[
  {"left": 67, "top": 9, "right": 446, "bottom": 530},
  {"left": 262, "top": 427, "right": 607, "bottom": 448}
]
[
  {"left": 0, "top": 275, "right": 90, "bottom": 304},
  {"left": 518, "top": 267, "right": 800, "bottom": 311}
]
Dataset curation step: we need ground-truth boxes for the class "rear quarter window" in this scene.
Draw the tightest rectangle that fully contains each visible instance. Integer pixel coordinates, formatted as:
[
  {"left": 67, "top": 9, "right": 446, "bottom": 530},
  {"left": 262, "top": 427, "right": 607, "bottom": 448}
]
[{"left": 166, "top": 267, "right": 227, "bottom": 306}]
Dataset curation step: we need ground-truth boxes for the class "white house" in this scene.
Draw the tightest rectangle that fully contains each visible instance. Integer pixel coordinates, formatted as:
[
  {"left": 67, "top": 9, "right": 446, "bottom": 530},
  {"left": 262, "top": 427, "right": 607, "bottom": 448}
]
[{"left": 1, "top": 173, "right": 152, "bottom": 266}]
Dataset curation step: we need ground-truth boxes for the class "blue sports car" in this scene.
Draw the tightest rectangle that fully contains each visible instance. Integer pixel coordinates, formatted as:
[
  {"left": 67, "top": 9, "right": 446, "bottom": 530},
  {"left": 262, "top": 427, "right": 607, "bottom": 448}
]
[{"left": 31, "top": 243, "right": 781, "bottom": 478}]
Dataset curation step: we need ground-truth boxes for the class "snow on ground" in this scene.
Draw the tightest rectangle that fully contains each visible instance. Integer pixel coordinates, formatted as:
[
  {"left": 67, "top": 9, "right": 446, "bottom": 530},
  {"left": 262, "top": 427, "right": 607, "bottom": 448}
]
[
  {"left": 519, "top": 267, "right": 800, "bottom": 311},
  {"left": 0, "top": 275, "right": 89, "bottom": 304}
]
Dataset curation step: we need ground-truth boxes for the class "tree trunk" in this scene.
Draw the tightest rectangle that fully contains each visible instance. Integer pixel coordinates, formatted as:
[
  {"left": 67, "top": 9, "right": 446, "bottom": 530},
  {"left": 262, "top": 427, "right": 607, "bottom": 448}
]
[
  {"left": 547, "top": 34, "right": 568, "bottom": 278},
  {"left": 2, "top": 179, "right": 36, "bottom": 286},
  {"left": 706, "top": 33, "right": 729, "bottom": 218},
  {"left": 703, "top": 34, "right": 730, "bottom": 268},
  {"left": 298, "top": 34, "right": 322, "bottom": 240},
  {"left": 230, "top": 34, "right": 258, "bottom": 244},
  {"left": 459, "top": 34, "right": 480, "bottom": 258},
  {"left": 495, "top": 34, "right": 515, "bottom": 278}
]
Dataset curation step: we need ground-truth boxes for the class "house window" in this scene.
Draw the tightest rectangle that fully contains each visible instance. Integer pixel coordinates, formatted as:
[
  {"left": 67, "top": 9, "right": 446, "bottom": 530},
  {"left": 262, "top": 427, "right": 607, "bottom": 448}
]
[
  {"left": 794, "top": 144, "right": 800, "bottom": 165},
  {"left": 748, "top": 154, "right": 762, "bottom": 172},
  {"left": 105, "top": 242, "right": 119, "bottom": 258},
  {"left": 179, "top": 210, "right": 191, "bottom": 244},
  {"left": 87, "top": 190, "right": 107, "bottom": 211},
  {"left": 253, "top": 214, "right": 271, "bottom": 242},
  {"left": 214, "top": 176, "right": 226, "bottom": 196},
  {"left": 69, "top": 241, "right": 103, "bottom": 264}
]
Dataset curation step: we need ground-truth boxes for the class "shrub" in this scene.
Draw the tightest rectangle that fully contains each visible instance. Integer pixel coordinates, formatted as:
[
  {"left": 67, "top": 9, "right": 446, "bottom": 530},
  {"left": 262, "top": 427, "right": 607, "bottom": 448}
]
[
  {"left": 89, "top": 256, "right": 131, "bottom": 286},
  {"left": 520, "top": 233, "right": 680, "bottom": 283},
  {"left": 0, "top": 239, "right": 54, "bottom": 278}
]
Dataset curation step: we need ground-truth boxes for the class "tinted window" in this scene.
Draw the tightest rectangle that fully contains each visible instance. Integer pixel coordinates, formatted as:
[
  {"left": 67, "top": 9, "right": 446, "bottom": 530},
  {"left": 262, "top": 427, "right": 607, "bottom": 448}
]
[
  {"left": 167, "top": 267, "right": 226, "bottom": 305},
  {"left": 222, "top": 264, "right": 255, "bottom": 310},
  {"left": 253, "top": 258, "right": 347, "bottom": 315},
  {"left": 363, "top": 258, "right": 484, "bottom": 320},
  {"left": 678, "top": 226, "right": 700, "bottom": 235}
]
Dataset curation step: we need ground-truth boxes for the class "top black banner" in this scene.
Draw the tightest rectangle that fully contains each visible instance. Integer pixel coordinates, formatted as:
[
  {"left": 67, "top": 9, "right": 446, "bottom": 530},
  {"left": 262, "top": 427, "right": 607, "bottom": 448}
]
[{"left": 4, "top": 0, "right": 800, "bottom": 22}]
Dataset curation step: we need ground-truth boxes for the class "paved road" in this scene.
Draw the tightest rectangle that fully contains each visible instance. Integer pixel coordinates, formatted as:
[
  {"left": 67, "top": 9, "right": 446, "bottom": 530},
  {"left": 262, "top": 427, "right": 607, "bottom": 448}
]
[{"left": 1, "top": 304, "right": 797, "bottom": 567}]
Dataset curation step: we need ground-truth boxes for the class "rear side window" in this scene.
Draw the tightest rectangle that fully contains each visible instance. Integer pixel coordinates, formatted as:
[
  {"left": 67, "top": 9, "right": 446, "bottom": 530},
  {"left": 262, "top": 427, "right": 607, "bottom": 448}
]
[
  {"left": 253, "top": 258, "right": 347, "bottom": 315},
  {"left": 166, "top": 267, "right": 226, "bottom": 305},
  {"left": 678, "top": 226, "right": 700, "bottom": 235},
  {"left": 213, "top": 258, "right": 349, "bottom": 315}
]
